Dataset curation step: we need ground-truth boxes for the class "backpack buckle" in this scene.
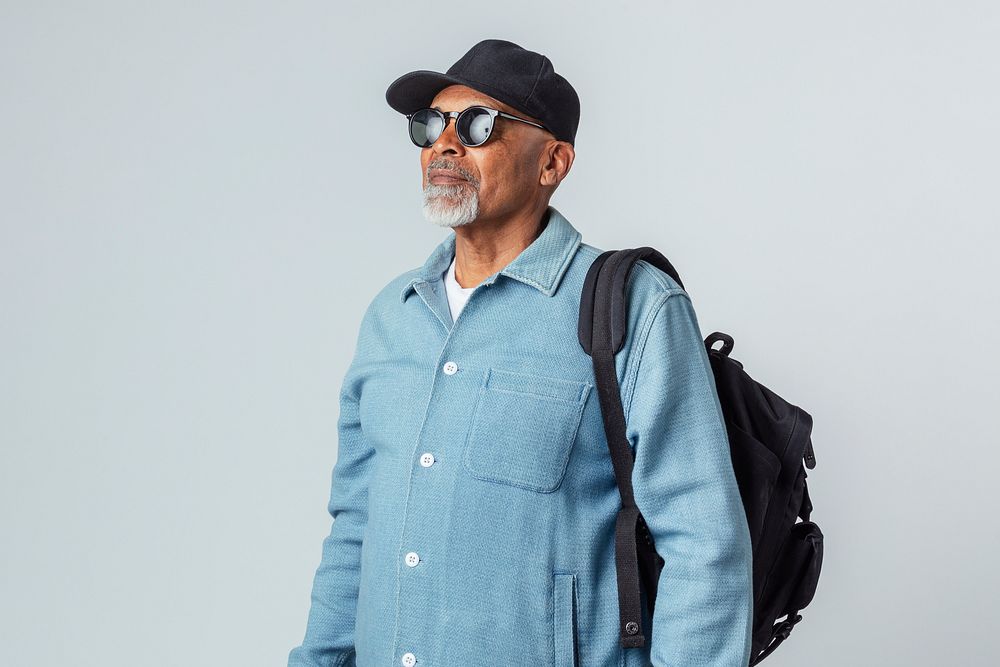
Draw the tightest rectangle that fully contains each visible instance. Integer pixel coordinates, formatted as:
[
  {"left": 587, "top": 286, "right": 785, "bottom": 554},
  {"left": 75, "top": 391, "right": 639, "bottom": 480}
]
[{"left": 775, "top": 613, "right": 803, "bottom": 640}]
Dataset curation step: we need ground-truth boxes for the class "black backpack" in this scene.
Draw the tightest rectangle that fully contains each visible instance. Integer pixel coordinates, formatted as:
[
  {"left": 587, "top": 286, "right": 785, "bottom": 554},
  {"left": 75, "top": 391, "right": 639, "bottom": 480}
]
[{"left": 577, "top": 247, "right": 823, "bottom": 665}]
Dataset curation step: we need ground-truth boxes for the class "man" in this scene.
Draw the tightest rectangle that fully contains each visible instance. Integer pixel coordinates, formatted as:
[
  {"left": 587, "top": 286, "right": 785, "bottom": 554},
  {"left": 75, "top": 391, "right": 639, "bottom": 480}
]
[{"left": 288, "top": 39, "right": 753, "bottom": 667}]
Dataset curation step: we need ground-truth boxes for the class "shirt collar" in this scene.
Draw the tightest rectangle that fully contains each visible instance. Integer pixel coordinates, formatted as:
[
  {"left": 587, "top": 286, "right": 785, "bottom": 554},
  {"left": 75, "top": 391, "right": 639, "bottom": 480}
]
[{"left": 399, "top": 205, "right": 583, "bottom": 303}]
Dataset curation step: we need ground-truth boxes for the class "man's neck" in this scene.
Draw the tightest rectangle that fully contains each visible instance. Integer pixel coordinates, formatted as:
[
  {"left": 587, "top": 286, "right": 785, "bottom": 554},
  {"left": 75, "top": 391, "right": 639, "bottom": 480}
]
[{"left": 451, "top": 207, "right": 549, "bottom": 289}]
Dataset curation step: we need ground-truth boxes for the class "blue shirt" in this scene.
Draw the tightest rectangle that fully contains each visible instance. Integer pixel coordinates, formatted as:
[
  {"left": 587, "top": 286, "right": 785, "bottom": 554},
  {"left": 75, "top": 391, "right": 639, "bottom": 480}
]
[{"left": 288, "top": 206, "right": 754, "bottom": 667}]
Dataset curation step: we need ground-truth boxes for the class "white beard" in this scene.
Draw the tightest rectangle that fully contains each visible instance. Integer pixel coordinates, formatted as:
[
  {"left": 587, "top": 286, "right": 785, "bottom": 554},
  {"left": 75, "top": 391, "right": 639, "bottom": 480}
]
[{"left": 422, "top": 182, "right": 480, "bottom": 228}]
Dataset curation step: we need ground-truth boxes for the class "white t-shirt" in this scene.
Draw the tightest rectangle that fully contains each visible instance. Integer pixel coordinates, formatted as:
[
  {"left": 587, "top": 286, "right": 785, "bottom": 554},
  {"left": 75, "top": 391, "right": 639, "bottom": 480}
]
[{"left": 443, "top": 254, "right": 477, "bottom": 322}]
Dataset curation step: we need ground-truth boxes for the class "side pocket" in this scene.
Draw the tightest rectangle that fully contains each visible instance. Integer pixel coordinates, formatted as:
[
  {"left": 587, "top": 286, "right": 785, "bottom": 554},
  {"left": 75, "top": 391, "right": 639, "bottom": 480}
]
[
  {"left": 783, "top": 521, "right": 824, "bottom": 612},
  {"left": 759, "top": 520, "right": 824, "bottom": 623},
  {"left": 553, "top": 572, "right": 577, "bottom": 667}
]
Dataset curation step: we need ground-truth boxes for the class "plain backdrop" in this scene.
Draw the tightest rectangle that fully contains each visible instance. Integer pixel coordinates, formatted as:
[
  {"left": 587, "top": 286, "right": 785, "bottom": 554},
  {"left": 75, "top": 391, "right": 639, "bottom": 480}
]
[{"left": 2, "top": 2, "right": 998, "bottom": 665}]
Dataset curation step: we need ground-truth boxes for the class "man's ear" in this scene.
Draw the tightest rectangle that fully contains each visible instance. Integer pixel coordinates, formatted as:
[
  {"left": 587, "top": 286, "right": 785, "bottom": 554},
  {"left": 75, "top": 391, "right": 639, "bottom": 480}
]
[{"left": 541, "top": 141, "right": 574, "bottom": 186}]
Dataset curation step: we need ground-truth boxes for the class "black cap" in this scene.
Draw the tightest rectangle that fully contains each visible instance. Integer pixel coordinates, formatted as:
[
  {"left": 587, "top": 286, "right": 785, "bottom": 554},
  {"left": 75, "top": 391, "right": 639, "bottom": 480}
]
[{"left": 385, "top": 38, "right": 580, "bottom": 146}]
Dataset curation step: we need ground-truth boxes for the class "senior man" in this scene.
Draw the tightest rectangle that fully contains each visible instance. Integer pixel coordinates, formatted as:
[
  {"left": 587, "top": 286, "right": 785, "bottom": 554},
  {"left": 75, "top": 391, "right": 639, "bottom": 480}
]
[{"left": 288, "top": 39, "right": 753, "bottom": 667}]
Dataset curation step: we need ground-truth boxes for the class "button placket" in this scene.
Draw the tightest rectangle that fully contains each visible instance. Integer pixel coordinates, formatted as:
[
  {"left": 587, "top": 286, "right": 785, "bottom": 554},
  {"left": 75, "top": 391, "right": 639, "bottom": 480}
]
[{"left": 395, "top": 354, "right": 462, "bottom": 663}]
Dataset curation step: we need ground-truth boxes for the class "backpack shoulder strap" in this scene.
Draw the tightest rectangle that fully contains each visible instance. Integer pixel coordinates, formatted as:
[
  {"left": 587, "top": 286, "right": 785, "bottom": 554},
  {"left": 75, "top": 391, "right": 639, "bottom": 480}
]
[
  {"left": 579, "top": 247, "right": 686, "bottom": 355},
  {"left": 578, "top": 246, "right": 686, "bottom": 649}
]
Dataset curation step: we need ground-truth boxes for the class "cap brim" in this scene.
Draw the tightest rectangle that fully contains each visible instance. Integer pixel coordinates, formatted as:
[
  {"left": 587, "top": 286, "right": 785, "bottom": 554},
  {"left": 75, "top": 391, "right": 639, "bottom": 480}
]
[{"left": 385, "top": 70, "right": 493, "bottom": 115}]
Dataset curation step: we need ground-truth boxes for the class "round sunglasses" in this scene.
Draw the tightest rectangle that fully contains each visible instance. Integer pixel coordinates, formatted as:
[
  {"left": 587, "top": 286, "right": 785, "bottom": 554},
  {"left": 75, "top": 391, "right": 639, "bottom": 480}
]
[{"left": 406, "top": 106, "right": 551, "bottom": 148}]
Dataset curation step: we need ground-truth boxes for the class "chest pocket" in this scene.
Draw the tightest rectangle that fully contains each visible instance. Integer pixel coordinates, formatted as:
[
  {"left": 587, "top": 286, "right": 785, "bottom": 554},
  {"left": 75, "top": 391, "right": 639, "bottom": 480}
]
[{"left": 462, "top": 367, "right": 592, "bottom": 493}]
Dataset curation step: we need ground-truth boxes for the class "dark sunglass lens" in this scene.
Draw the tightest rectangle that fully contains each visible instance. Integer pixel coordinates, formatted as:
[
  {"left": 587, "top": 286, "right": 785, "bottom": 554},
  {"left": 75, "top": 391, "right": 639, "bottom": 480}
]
[
  {"left": 457, "top": 107, "right": 494, "bottom": 146},
  {"left": 409, "top": 109, "right": 444, "bottom": 147}
]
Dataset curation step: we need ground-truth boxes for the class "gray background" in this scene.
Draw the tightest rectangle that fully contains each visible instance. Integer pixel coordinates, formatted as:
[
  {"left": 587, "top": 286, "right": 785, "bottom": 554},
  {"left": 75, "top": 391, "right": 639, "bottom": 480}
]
[{"left": 2, "top": 2, "right": 997, "bottom": 665}]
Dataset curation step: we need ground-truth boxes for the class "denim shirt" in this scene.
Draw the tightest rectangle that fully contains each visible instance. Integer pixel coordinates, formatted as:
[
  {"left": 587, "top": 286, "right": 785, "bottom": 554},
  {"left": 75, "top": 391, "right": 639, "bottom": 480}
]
[{"left": 288, "top": 206, "right": 754, "bottom": 667}]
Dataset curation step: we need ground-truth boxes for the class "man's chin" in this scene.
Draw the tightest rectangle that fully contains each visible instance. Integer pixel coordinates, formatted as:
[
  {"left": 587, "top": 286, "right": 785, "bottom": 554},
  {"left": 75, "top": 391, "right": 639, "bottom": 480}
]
[
  {"left": 424, "top": 212, "right": 476, "bottom": 229},
  {"left": 422, "top": 195, "right": 478, "bottom": 228}
]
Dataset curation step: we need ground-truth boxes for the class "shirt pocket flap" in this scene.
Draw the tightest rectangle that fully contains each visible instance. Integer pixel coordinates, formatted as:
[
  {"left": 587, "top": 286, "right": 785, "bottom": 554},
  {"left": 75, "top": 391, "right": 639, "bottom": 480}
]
[{"left": 483, "top": 367, "right": 591, "bottom": 404}]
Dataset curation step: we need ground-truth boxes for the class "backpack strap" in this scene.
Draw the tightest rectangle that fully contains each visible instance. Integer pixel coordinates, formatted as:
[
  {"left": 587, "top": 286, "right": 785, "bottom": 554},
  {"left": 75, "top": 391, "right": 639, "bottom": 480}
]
[
  {"left": 750, "top": 610, "right": 803, "bottom": 665},
  {"left": 578, "top": 246, "right": 686, "bottom": 649},
  {"left": 580, "top": 247, "right": 685, "bottom": 355}
]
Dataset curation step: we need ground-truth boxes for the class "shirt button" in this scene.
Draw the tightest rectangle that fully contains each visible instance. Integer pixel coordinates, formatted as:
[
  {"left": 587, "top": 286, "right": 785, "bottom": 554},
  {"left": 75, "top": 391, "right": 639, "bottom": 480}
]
[
  {"left": 442, "top": 360, "right": 458, "bottom": 375},
  {"left": 404, "top": 551, "right": 420, "bottom": 567},
  {"left": 419, "top": 452, "right": 435, "bottom": 467},
  {"left": 401, "top": 652, "right": 416, "bottom": 666}
]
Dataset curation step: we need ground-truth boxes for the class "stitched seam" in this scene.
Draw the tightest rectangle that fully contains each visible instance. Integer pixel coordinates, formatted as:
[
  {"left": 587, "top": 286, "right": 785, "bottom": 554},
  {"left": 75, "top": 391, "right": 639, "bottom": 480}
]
[
  {"left": 485, "top": 384, "right": 588, "bottom": 405},
  {"left": 550, "top": 235, "right": 583, "bottom": 291},
  {"left": 622, "top": 294, "right": 667, "bottom": 424},
  {"left": 633, "top": 258, "right": 684, "bottom": 292},
  {"left": 524, "top": 58, "right": 546, "bottom": 107},
  {"left": 622, "top": 290, "right": 687, "bottom": 423},
  {"left": 502, "top": 235, "right": 582, "bottom": 293}
]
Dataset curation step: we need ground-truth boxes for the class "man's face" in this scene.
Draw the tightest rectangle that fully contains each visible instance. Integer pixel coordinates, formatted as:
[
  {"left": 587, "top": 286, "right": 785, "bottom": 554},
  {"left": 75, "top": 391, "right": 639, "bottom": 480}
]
[{"left": 420, "top": 85, "right": 551, "bottom": 228}]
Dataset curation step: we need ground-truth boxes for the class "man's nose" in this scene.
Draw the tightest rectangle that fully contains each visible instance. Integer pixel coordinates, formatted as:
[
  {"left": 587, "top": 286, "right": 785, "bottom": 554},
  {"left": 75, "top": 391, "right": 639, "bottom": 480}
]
[{"left": 431, "top": 116, "right": 466, "bottom": 156}]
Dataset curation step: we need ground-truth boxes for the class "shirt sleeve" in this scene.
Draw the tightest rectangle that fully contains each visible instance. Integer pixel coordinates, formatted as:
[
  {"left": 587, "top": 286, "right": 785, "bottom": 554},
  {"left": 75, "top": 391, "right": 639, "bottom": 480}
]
[
  {"left": 288, "top": 306, "right": 375, "bottom": 667},
  {"left": 625, "top": 290, "right": 754, "bottom": 667}
]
